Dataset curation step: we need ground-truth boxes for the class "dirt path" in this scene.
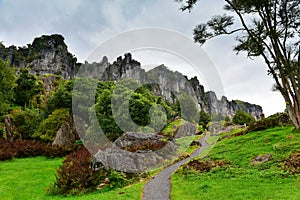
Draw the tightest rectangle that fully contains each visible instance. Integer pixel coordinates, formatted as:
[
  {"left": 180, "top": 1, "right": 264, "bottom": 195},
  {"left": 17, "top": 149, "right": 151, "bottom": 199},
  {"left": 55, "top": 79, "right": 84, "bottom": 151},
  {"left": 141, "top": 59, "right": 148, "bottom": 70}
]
[{"left": 142, "top": 134, "right": 210, "bottom": 200}]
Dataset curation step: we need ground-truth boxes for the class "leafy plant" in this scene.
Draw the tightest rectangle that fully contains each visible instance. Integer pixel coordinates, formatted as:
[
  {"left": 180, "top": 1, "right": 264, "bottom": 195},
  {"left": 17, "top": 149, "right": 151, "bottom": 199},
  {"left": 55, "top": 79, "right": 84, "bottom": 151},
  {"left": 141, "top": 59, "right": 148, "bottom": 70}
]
[
  {"left": 233, "top": 110, "right": 255, "bottom": 125},
  {"left": 33, "top": 108, "right": 69, "bottom": 141}
]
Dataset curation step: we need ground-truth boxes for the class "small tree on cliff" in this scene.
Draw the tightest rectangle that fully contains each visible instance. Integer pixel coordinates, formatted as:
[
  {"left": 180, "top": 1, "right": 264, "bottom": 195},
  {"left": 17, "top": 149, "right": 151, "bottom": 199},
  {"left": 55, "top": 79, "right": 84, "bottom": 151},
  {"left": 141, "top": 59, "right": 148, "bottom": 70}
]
[{"left": 177, "top": 0, "right": 300, "bottom": 129}]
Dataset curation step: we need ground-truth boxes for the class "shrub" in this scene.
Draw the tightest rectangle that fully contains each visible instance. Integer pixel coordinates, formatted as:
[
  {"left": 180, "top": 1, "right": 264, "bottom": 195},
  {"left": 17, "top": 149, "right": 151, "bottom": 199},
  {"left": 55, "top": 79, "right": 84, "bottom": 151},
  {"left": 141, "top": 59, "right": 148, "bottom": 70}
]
[
  {"left": 199, "top": 110, "right": 210, "bottom": 128},
  {"left": 233, "top": 110, "right": 255, "bottom": 125},
  {"left": 49, "top": 147, "right": 138, "bottom": 195},
  {"left": 186, "top": 159, "right": 229, "bottom": 173},
  {"left": 0, "top": 139, "right": 79, "bottom": 161},
  {"left": 33, "top": 108, "right": 69, "bottom": 141},
  {"left": 247, "top": 112, "right": 290, "bottom": 133},
  {"left": 10, "top": 108, "right": 42, "bottom": 139},
  {"left": 283, "top": 151, "right": 300, "bottom": 174}
]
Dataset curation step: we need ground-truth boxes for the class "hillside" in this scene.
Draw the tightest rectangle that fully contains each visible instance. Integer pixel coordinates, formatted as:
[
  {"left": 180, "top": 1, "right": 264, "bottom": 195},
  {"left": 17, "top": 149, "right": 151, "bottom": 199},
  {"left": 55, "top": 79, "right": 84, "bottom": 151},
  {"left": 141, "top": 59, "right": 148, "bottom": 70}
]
[{"left": 172, "top": 126, "right": 300, "bottom": 199}]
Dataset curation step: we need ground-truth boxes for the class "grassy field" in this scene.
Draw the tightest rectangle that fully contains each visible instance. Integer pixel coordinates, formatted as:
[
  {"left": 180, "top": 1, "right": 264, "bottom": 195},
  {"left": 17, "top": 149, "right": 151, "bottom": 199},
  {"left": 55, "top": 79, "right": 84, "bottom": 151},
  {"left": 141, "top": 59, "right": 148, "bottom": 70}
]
[
  {"left": 2, "top": 126, "right": 300, "bottom": 199},
  {"left": 0, "top": 157, "right": 144, "bottom": 200},
  {"left": 171, "top": 126, "right": 300, "bottom": 199}
]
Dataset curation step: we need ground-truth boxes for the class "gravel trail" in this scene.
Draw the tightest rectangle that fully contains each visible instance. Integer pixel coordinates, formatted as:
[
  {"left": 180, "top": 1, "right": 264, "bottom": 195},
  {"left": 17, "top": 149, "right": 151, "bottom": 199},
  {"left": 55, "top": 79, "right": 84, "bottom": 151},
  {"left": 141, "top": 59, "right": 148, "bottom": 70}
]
[{"left": 142, "top": 134, "right": 210, "bottom": 200}]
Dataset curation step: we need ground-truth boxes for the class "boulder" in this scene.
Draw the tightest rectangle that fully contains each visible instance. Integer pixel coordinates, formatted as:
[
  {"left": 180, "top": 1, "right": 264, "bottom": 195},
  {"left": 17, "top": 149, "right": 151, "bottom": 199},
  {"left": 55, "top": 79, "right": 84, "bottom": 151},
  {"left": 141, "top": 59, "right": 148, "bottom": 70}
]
[
  {"left": 251, "top": 154, "right": 273, "bottom": 165},
  {"left": 52, "top": 115, "right": 78, "bottom": 146},
  {"left": 174, "top": 121, "right": 197, "bottom": 138},
  {"left": 94, "top": 145, "right": 165, "bottom": 173},
  {"left": 114, "top": 132, "right": 166, "bottom": 152},
  {"left": 93, "top": 132, "right": 178, "bottom": 173}
]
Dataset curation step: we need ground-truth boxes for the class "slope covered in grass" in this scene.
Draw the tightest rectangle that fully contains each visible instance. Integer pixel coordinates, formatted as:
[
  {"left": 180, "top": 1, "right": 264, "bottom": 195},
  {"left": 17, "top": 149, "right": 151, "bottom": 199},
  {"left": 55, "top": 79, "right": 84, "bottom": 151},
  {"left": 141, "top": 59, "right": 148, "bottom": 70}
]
[
  {"left": 172, "top": 126, "right": 300, "bottom": 199},
  {"left": 0, "top": 157, "right": 144, "bottom": 200}
]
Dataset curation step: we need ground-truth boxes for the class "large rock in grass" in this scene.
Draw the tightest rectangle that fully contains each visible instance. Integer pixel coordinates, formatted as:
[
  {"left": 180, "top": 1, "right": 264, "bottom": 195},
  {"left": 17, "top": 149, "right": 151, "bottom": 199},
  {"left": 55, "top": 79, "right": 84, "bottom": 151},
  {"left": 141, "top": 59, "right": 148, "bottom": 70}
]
[
  {"left": 114, "top": 132, "right": 166, "bottom": 152},
  {"left": 93, "top": 132, "right": 177, "bottom": 173}
]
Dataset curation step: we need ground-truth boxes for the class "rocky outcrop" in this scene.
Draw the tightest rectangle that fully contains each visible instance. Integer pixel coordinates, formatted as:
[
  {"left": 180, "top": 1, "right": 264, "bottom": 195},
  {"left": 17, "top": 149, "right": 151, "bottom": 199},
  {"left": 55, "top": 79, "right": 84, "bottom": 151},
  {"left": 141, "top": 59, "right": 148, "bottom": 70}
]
[
  {"left": 83, "top": 53, "right": 263, "bottom": 119},
  {"left": 0, "top": 34, "right": 263, "bottom": 119},
  {"left": 0, "top": 34, "right": 78, "bottom": 79},
  {"left": 52, "top": 115, "right": 79, "bottom": 146},
  {"left": 114, "top": 132, "right": 166, "bottom": 152},
  {"left": 92, "top": 132, "right": 180, "bottom": 172},
  {"left": 174, "top": 121, "right": 197, "bottom": 138}
]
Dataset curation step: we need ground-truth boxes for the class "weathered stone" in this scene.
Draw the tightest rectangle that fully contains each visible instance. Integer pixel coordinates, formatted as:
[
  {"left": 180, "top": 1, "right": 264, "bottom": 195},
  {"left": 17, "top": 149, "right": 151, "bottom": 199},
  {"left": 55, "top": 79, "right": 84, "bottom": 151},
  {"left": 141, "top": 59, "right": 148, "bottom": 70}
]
[
  {"left": 114, "top": 132, "right": 166, "bottom": 152},
  {"left": 52, "top": 115, "right": 78, "bottom": 146},
  {"left": 0, "top": 35, "right": 264, "bottom": 119},
  {"left": 251, "top": 154, "right": 273, "bottom": 165},
  {"left": 0, "top": 34, "right": 77, "bottom": 79},
  {"left": 174, "top": 121, "right": 197, "bottom": 138},
  {"left": 94, "top": 145, "right": 165, "bottom": 173}
]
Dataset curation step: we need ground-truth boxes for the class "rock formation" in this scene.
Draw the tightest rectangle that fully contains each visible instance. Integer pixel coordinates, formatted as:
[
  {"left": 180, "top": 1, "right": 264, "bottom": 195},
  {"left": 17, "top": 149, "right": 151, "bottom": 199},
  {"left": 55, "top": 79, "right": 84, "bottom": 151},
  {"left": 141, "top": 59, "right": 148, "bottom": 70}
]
[
  {"left": 52, "top": 115, "right": 79, "bottom": 146},
  {"left": 0, "top": 34, "right": 79, "bottom": 79},
  {"left": 82, "top": 53, "right": 263, "bottom": 119},
  {"left": 0, "top": 34, "right": 263, "bottom": 119}
]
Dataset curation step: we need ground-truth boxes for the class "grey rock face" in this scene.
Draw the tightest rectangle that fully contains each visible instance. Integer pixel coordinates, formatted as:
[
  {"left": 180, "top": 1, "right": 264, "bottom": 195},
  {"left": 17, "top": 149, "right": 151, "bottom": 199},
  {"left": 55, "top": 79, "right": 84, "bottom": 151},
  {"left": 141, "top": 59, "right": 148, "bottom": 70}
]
[
  {"left": 52, "top": 115, "right": 78, "bottom": 146},
  {"left": 114, "top": 132, "right": 166, "bottom": 151},
  {"left": 94, "top": 132, "right": 166, "bottom": 173},
  {"left": 174, "top": 121, "right": 197, "bottom": 138},
  {"left": 0, "top": 34, "right": 77, "bottom": 79},
  {"left": 98, "top": 54, "right": 263, "bottom": 119},
  {"left": 94, "top": 145, "right": 165, "bottom": 173},
  {"left": 0, "top": 33, "right": 263, "bottom": 119}
]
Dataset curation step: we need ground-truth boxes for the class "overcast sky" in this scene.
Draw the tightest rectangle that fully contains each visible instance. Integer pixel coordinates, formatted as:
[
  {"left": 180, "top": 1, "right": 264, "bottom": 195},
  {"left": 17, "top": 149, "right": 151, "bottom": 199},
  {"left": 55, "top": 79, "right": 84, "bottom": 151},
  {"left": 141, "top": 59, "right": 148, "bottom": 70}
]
[{"left": 0, "top": 0, "right": 285, "bottom": 116}]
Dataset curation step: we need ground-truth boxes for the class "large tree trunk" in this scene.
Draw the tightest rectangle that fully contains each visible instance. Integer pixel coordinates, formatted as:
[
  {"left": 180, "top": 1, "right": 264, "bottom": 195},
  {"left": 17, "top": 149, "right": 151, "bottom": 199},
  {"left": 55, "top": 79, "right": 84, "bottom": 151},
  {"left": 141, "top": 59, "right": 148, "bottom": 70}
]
[{"left": 280, "top": 75, "right": 300, "bottom": 129}]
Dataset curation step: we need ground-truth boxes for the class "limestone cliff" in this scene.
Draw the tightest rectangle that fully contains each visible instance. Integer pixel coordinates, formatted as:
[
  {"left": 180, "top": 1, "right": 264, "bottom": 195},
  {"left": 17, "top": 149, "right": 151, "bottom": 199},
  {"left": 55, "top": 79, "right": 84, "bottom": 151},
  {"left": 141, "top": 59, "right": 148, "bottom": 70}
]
[
  {"left": 0, "top": 34, "right": 79, "bottom": 79},
  {"left": 83, "top": 53, "right": 263, "bottom": 119},
  {"left": 0, "top": 34, "right": 263, "bottom": 119}
]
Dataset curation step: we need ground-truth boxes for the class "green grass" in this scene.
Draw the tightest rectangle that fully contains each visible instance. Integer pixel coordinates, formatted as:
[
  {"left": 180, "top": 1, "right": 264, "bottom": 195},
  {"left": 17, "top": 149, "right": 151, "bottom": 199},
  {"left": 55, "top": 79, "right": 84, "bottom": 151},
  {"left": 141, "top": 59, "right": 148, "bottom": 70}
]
[
  {"left": 0, "top": 157, "right": 144, "bottom": 200},
  {"left": 162, "top": 119, "right": 185, "bottom": 136},
  {"left": 206, "top": 135, "right": 220, "bottom": 145},
  {"left": 175, "top": 135, "right": 196, "bottom": 154},
  {"left": 171, "top": 126, "right": 300, "bottom": 199},
  {"left": 172, "top": 168, "right": 300, "bottom": 200}
]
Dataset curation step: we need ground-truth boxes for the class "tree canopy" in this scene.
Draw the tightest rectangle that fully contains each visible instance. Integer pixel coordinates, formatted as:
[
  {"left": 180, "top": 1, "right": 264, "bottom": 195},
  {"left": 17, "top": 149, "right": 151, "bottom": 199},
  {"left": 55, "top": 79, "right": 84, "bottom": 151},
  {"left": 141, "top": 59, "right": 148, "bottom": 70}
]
[{"left": 178, "top": 0, "right": 300, "bottom": 128}]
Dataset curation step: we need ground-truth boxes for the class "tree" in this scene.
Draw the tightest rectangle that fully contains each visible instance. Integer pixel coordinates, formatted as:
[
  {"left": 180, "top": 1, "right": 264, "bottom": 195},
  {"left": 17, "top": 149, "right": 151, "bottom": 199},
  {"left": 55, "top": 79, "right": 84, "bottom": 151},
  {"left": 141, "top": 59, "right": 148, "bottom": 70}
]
[
  {"left": 233, "top": 110, "right": 255, "bottom": 125},
  {"left": 178, "top": 0, "right": 300, "bottom": 128},
  {"left": 199, "top": 109, "right": 211, "bottom": 128},
  {"left": 15, "top": 68, "right": 41, "bottom": 109},
  {"left": 0, "top": 59, "right": 16, "bottom": 115}
]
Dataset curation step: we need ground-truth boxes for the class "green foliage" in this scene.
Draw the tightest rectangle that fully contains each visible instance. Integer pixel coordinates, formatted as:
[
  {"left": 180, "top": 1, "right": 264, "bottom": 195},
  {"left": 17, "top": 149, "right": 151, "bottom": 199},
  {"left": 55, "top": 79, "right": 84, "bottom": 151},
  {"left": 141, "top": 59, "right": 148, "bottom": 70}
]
[
  {"left": 10, "top": 108, "right": 41, "bottom": 139},
  {"left": 199, "top": 110, "right": 211, "bottom": 128},
  {"left": 49, "top": 147, "right": 138, "bottom": 195},
  {"left": 33, "top": 108, "right": 69, "bottom": 141},
  {"left": 94, "top": 88, "right": 122, "bottom": 141},
  {"left": 246, "top": 112, "right": 290, "bottom": 133},
  {"left": 161, "top": 119, "right": 185, "bottom": 138},
  {"left": 42, "top": 80, "right": 74, "bottom": 118},
  {"left": 232, "top": 110, "right": 255, "bottom": 125},
  {"left": 94, "top": 79, "right": 177, "bottom": 141},
  {"left": 224, "top": 116, "right": 230, "bottom": 122},
  {"left": 0, "top": 59, "right": 16, "bottom": 115},
  {"left": 178, "top": 0, "right": 300, "bottom": 128},
  {"left": 15, "top": 68, "right": 41, "bottom": 108}
]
